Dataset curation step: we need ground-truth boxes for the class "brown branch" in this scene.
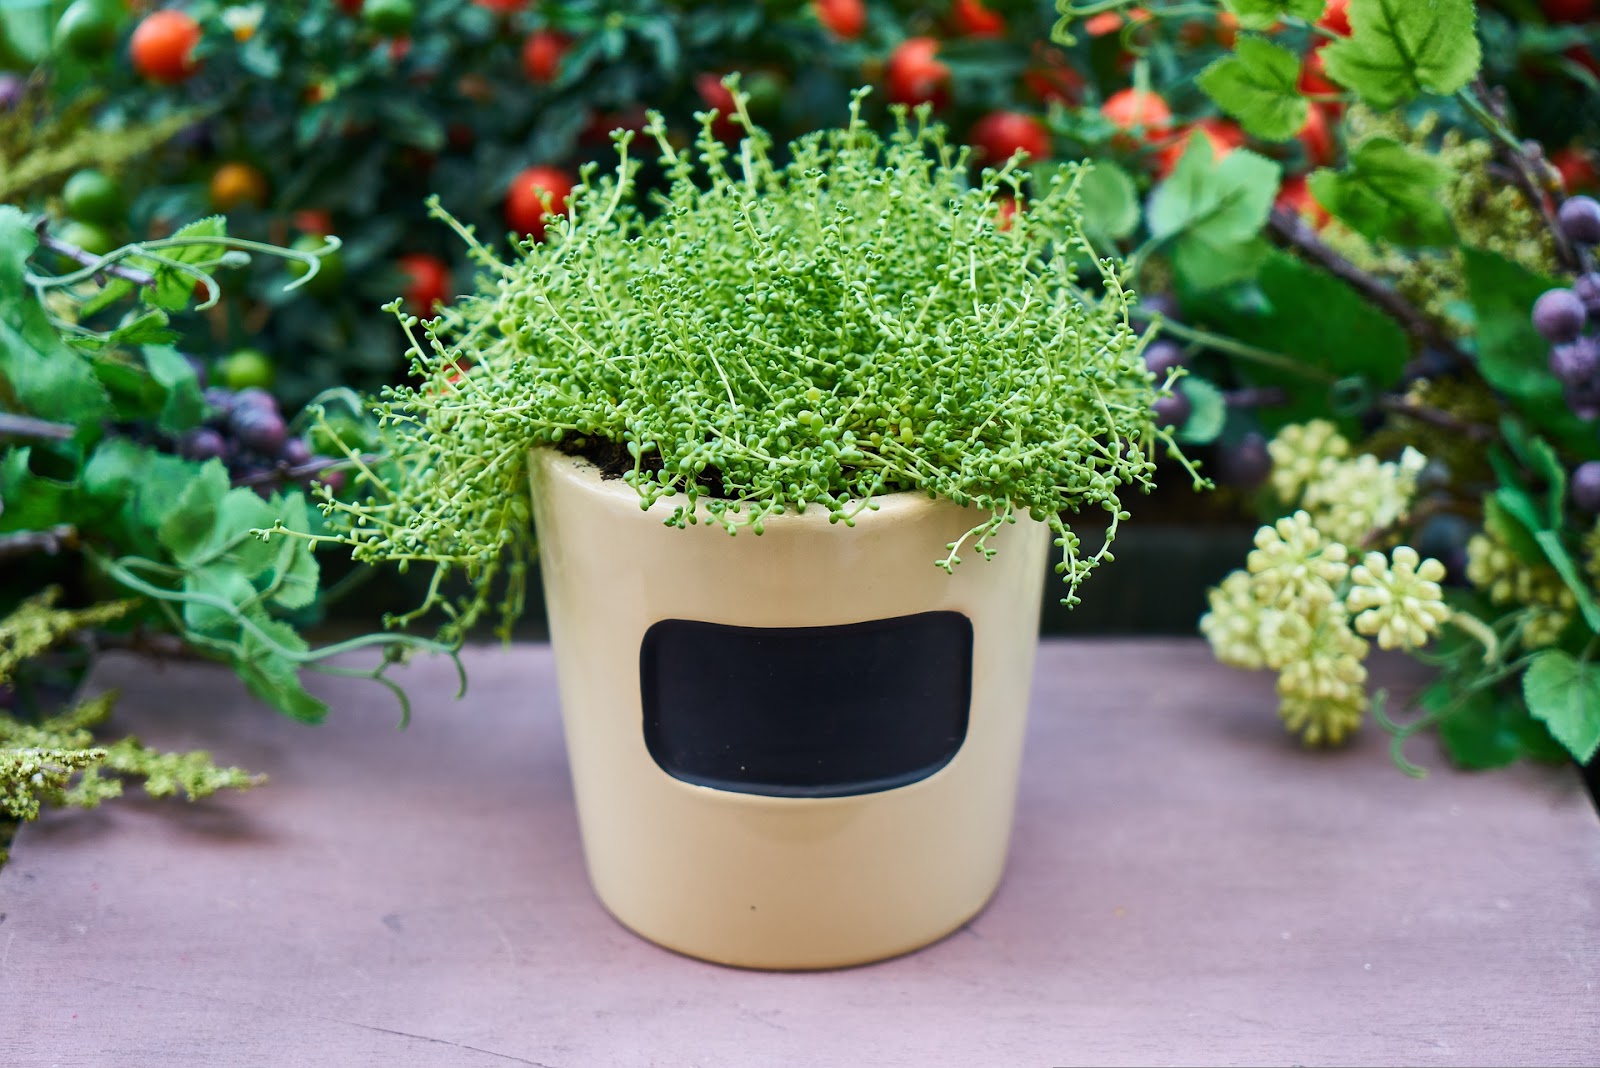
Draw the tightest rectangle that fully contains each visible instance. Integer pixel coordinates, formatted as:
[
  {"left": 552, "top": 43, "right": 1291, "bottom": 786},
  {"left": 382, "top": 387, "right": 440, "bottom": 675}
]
[
  {"left": 92, "top": 629, "right": 209, "bottom": 662},
  {"left": 1471, "top": 80, "right": 1580, "bottom": 272},
  {"left": 32, "top": 218, "right": 157, "bottom": 288},
  {"left": 0, "top": 526, "right": 78, "bottom": 560},
  {"left": 230, "top": 454, "right": 372, "bottom": 490},
  {"left": 0, "top": 411, "right": 75, "bottom": 441},
  {"left": 1376, "top": 395, "right": 1495, "bottom": 442},
  {"left": 1266, "top": 207, "right": 1472, "bottom": 366}
]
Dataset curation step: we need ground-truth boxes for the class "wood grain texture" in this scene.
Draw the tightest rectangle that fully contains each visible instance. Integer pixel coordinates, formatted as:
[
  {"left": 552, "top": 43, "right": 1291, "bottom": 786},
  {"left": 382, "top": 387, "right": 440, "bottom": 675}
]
[{"left": 1, "top": 640, "right": 1595, "bottom": 1067}]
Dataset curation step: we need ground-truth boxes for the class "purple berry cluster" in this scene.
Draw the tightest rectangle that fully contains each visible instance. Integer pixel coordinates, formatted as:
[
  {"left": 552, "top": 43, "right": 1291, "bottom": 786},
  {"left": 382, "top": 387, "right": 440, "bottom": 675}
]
[
  {"left": 1137, "top": 293, "right": 1192, "bottom": 431},
  {"left": 1532, "top": 196, "right": 1600, "bottom": 515},
  {"left": 1536, "top": 197, "right": 1600, "bottom": 419},
  {"left": 179, "top": 381, "right": 342, "bottom": 496}
]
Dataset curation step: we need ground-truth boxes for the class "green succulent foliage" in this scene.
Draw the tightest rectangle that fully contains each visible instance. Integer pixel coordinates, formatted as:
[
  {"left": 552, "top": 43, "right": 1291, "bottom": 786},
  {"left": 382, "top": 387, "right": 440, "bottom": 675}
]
[{"left": 303, "top": 87, "right": 1190, "bottom": 640}]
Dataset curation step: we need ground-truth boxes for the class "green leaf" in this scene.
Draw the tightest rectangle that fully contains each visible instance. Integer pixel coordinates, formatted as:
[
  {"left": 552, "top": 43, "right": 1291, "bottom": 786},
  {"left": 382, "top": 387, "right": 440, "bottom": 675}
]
[
  {"left": 263, "top": 494, "right": 320, "bottom": 612},
  {"left": 1306, "top": 138, "right": 1457, "bottom": 246},
  {"left": 1149, "top": 138, "right": 1281, "bottom": 293},
  {"left": 182, "top": 563, "right": 259, "bottom": 639},
  {"left": 235, "top": 616, "right": 329, "bottom": 724},
  {"left": 0, "top": 206, "right": 111, "bottom": 429},
  {"left": 1483, "top": 493, "right": 1545, "bottom": 567},
  {"left": 1197, "top": 35, "right": 1310, "bottom": 142},
  {"left": 0, "top": 448, "right": 73, "bottom": 533},
  {"left": 157, "top": 461, "right": 232, "bottom": 565},
  {"left": 1429, "top": 684, "right": 1524, "bottom": 770},
  {"left": 131, "top": 216, "right": 229, "bottom": 312},
  {"left": 1220, "top": 0, "right": 1327, "bottom": 27},
  {"left": 1215, "top": 251, "right": 1409, "bottom": 429},
  {"left": 1321, "top": 0, "right": 1482, "bottom": 108},
  {"left": 1533, "top": 530, "right": 1600, "bottom": 634},
  {"left": 143, "top": 344, "right": 206, "bottom": 434},
  {"left": 1074, "top": 160, "right": 1140, "bottom": 244},
  {"left": 1464, "top": 248, "right": 1600, "bottom": 459},
  {"left": 1176, "top": 377, "right": 1228, "bottom": 444},
  {"left": 1522, "top": 651, "right": 1600, "bottom": 763}
]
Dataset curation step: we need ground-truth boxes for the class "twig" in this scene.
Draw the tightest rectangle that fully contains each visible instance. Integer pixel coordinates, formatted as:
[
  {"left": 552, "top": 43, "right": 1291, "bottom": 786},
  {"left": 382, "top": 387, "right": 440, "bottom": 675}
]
[
  {"left": 1223, "top": 386, "right": 1289, "bottom": 408},
  {"left": 0, "top": 526, "right": 77, "bottom": 559},
  {"left": 1376, "top": 395, "right": 1495, "bottom": 441},
  {"left": 93, "top": 629, "right": 210, "bottom": 662},
  {"left": 1462, "top": 80, "right": 1580, "bottom": 272},
  {"left": 230, "top": 454, "right": 373, "bottom": 489},
  {"left": 1266, "top": 207, "right": 1473, "bottom": 366},
  {"left": 32, "top": 219, "right": 157, "bottom": 288},
  {"left": 0, "top": 412, "right": 75, "bottom": 441}
]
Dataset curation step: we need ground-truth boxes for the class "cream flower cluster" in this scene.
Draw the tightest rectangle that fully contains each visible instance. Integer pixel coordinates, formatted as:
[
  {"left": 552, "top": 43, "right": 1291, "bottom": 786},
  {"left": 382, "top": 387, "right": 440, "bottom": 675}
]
[
  {"left": 1267, "top": 420, "right": 1425, "bottom": 546},
  {"left": 1347, "top": 547, "right": 1453, "bottom": 650},
  {"left": 1465, "top": 526, "right": 1576, "bottom": 649},
  {"left": 1201, "top": 507, "right": 1451, "bottom": 746}
]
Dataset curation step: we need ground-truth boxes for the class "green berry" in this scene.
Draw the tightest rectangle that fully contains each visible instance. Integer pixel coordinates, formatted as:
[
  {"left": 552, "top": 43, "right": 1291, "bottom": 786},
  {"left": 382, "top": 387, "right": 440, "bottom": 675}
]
[{"left": 62, "top": 168, "right": 123, "bottom": 224}]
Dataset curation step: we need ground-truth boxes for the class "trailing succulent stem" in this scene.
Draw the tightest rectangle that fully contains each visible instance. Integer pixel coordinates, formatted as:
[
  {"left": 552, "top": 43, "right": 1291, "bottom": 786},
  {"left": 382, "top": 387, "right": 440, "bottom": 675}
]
[{"left": 295, "top": 82, "right": 1185, "bottom": 641}]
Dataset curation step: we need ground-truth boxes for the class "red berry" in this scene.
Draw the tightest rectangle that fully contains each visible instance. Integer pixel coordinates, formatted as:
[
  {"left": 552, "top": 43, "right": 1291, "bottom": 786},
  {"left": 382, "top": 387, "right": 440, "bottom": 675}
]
[
  {"left": 995, "top": 195, "right": 1021, "bottom": 232},
  {"left": 1277, "top": 174, "right": 1329, "bottom": 228},
  {"left": 1022, "top": 46, "right": 1085, "bottom": 106},
  {"left": 292, "top": 209, "right": 333, "bottom": 236},
  {"left": 951, "top": 0, "right": 1005, "bottom": 37},
  {"left": 1298, "top": 104, "right": 1337, "bottom": 167},
  {"left": 1298, "top": 47, "right": 1342, "bottom": 99},
  {"left": 474, "top": 0, "right": 528, "bottom": 12},
  {"left": 1154, "top": 119, "right": 1244, "bottom": 178},
  {"left": 813, "top": 0, "right": 865, "bottom": 39},
  {"left": 885, "top": 37, "right": 950, "bottom": 108},
  {"left": 1101, "top": 88, "right": 1172, "bottom": 146},
  {"left": 521, "top": 30, "right": 569, "bottom": 82},
  {"left": 969, "top": 111, "right": 1052, "bottom": 164},
  {"left": 505, "top": 165, "right": 575, "bottom": 240},
  {"left": 693, "top": 72, "right": 743, "bottom": 142},
  {"left": 338, "top": 0, "right": 362, "bottom": 12},
  {"left": 397, "top": 253, "right": 453, "bottom": 314},
  {"left": 1553, "top": 146, "right": 1600, "bottom": 192},
  {"left": 1542, "top": 0, "right": 1596, "bottom": 23},
  {"left": 1317, "top": 0, "right": 1351, "bottom": 37},
  {"left": 129, "top": 9, "right": 202, "bottom": 84}
]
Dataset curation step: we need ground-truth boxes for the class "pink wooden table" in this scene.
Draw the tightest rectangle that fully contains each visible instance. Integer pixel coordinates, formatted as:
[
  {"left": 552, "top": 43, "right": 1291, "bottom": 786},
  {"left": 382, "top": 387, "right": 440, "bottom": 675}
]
[{"left": 2, "top": 640, "right": 1596, "bottom": 1067}]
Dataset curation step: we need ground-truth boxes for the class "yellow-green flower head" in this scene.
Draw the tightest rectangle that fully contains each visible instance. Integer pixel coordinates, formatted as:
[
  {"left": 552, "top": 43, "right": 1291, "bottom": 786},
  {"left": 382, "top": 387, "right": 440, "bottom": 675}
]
[
  {"left": 1275, "top": 600, "right": 1369, "bottom": 704},
  {"left": 1268, "top": 420, "right": 1349, "bottom": 504},
  {"left": 1246, "top": 510, "right": 1349, "bottom": 609},
  {"left": 1301, "top": 446, "right": 1426, "bottom": 546},
  {"left": 1584, "top": 519, "right": 1600, "bottom": 589},
  {"left": 1466, "top": 527, "right": 1576, "bottom": 649},
  {"left": 1200, "top": 570, "right": 1266, "bottom": 670},
  {"left": 1347, "top": 546, "right": 1451, "bottom": 650},
  {"left": 1278, "top": 693, "right": 1366, "bottom": 747}
]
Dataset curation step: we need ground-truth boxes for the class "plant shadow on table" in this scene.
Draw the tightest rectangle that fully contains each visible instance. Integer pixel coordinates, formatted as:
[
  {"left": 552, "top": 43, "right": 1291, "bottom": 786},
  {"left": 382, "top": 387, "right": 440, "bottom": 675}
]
[{"left": 21, "top": 793, "right": 279, "bottom": 853}]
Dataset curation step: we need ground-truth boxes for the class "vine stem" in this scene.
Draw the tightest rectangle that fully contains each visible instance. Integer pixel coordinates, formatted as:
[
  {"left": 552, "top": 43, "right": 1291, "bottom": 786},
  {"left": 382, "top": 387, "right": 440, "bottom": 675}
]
[
  {"left": 1458, "top": 81, "right": 1581, "bottom": 272},
  {"left": 32, "top": 218, "right": 157, "bottom": 287},
  {"left": 1152, "top": 316, "right": 1340, "bottom": 384},
  {"left": 1265, "top": 208, "right": 1473, "bottom": 366},
  {"left": 1376, "top": 395, "right": 1495, "bottom": 441},
  {"left": 0, "top": 411, "right": 75, "bottom": 441}
]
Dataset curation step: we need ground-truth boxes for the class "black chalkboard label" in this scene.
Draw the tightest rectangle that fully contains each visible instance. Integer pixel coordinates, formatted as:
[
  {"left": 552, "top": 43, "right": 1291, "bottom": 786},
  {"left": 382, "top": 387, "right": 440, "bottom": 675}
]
[{"left": 639, "top": 612, "right": 974, "bottom": 798}]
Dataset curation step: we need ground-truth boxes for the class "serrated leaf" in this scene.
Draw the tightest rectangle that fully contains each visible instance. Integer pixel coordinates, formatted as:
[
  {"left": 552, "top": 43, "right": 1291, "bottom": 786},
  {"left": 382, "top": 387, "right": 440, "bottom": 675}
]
[
  {"left": 262, "top": 494, "right": 319, "bottom": 612},
  {"left": 157, "top": 461, "right": 232, "bottom": 565},
  {"left": 143, "top": 344, "right": 206, "bottom": 433},
  {"left": 1522, "top": 651, "right": 1600, "bottom": 763},
  {"left": 1149, "top": 138, "right": 1280, "bottom": 293},
  {"left": 1463, "top": 248, "right": 1600, "bottom": 459},
  {"left": 182, "top": 563, "right": 258, "bottom": 639},
  {"left": 1428, "top": 684, "right": 1524, "bottom": 770},
  {"left": 1212, "top": 251, "right": 1409, "bottom": 429},
  {"left": 1075, "top": 160, "right": 1140, "bottom": 243},
  {"left": 0, "top": 206, "right": 111, "bottom": 428},
  {"left": 1321, "top": 0, "right": 1481, "bottom": 108},
  {"left": 131, "top": 216, "right": 229, "bottom": 312},
  {"left": 235, "top": 615, "right": 328, "bottom": 724},
  {"left": 1221, "top": 0, "right": 1327, "bottom": 27},
  {"left": 1176, "top": 377, "right": 1228, "bottom": 444},
  {"left": 0, "top": 448, "right": 73, "bottom": 533},
  {"left": 1306, "top": 137, "right": 1456, "bottom": 246},
  {"left": 1197, "top": 35, "right": 1310, "bottom": 142},
  {"left": 105, "top": 310, "right": 175, "bottom": 349}
]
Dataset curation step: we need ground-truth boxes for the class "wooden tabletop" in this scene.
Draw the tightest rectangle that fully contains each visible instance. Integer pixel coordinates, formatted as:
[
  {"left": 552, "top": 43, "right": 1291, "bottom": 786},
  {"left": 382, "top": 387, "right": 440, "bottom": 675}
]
[{"left": 2, "top": 641, "right": 1595, "bottom": 1067}]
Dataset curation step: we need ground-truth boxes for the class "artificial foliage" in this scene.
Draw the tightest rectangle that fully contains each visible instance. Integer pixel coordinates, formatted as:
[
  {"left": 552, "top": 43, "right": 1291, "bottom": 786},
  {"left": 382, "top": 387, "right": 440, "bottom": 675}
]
[{"left": 294, "top": 85, "right": 1188, "bottom": 640}]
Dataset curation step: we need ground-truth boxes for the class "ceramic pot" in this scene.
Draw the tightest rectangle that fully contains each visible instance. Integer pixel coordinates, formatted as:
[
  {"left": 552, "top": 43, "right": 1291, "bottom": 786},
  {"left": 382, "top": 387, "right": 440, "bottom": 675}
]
[{"left": 529, "top": 448, "right": 1049, "bottom": 969}]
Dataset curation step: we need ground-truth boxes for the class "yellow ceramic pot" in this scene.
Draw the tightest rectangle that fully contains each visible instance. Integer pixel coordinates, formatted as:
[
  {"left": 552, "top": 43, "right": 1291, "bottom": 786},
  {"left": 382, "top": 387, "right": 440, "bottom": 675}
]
[{"left": 529, "top": 448, "right": 1049, "bottom": 969}]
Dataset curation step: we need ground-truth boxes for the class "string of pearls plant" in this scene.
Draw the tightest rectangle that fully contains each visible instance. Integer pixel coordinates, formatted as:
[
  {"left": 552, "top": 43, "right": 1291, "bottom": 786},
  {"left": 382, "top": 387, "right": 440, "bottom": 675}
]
[{"left": 286, "top": 81, "right": 1191, "bottom": 640}]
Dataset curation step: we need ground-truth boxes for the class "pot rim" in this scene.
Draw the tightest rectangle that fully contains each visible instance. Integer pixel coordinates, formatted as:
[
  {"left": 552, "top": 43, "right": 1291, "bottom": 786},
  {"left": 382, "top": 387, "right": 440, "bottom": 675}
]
[{"left": 529, "top": 445, "right": 966, "bottom": 529}]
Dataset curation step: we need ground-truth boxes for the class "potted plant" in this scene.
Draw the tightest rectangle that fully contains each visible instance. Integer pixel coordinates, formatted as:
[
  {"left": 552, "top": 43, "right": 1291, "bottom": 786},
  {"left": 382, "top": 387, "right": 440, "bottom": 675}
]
[{"left": 297, "top": 84, "right": 1193, "bottom": 969}]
